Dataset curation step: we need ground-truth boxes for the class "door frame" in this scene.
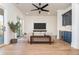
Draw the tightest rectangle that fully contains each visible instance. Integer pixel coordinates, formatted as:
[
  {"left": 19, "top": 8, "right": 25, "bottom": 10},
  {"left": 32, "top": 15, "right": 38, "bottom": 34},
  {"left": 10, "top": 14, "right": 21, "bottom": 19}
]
[{"left": 0, "top": 8, "right": 4, "bottom": 44}]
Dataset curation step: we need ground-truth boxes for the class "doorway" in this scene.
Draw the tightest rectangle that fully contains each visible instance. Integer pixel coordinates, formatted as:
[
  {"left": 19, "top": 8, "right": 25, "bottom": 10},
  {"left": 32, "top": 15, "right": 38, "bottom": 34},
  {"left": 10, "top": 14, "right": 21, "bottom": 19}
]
[{"left": 0, "top": 8, "right": 4, "bottom": 44}]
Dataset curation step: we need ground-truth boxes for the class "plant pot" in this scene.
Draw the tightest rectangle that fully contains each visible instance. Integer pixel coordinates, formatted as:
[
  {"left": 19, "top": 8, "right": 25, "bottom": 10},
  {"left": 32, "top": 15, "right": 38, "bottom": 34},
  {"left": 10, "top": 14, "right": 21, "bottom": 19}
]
[{"left": 10, "top": 39, "right": 17, "bottom": 44}]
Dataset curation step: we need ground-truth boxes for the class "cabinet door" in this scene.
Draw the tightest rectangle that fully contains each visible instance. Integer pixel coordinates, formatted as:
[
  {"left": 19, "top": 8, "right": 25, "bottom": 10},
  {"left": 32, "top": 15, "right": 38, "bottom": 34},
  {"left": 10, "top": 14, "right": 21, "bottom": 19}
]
[
  {"left": 63, "top": 31, "right": 72, "bottom": 44},
  {"left": 67, "top": 32, "right": 72, "bottom": 43},
  {"left": 59, "top": 31, "right": 64, "bottom": 39},
  {"left": 64, "top": 32, "right": 68, "bottom": 42}
]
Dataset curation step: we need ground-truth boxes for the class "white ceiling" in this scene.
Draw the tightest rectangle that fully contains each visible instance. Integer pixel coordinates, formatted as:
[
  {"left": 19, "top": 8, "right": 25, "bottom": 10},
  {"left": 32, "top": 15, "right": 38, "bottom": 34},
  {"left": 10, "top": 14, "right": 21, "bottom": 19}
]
[{"left": 15, "top": 3, "right": 71, "bottom": 16}]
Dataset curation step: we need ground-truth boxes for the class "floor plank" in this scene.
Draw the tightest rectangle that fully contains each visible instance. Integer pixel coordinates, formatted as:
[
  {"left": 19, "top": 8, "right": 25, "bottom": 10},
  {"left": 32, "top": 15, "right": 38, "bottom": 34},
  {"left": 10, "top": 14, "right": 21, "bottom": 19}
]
[{"left": 0, "top": 39, "right": 79, "bottom": 55}]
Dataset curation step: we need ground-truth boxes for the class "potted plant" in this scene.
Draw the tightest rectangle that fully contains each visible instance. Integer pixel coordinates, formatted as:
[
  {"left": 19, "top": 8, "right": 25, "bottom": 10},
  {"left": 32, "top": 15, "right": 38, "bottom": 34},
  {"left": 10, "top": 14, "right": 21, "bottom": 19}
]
[{"left": 8, "top": 21, "right": 21, "bottom": 44}]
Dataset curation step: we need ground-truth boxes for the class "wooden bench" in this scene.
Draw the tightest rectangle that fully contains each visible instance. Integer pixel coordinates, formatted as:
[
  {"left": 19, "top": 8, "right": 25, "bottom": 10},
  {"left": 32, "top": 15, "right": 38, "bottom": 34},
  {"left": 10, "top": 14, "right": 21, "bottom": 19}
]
[{"left": 30, "top": 35, "right": 51, "bottom": 44}]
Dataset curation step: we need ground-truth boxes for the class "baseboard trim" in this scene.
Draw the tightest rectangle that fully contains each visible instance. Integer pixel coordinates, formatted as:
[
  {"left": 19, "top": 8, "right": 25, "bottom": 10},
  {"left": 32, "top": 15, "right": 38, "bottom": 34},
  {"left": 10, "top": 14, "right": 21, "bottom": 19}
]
[{"left": 0, "top": 44, "right": 9, "bottom": 48}]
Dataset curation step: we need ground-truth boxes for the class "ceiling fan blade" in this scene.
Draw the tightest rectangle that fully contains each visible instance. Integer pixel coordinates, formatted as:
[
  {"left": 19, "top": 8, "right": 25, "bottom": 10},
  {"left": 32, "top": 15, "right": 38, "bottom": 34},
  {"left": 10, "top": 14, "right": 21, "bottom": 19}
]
[
  {"left": 42, "top": 9, "right": 49, "bottom": 12},
  {"left": 41, "top": 4, "right": 48, "bottom": 9},
  {"left": 31, "top": 9, "right": 38, "bottom": 11},
  {"left": 32, "top": 4, "right": 39, "bottom": 9}
]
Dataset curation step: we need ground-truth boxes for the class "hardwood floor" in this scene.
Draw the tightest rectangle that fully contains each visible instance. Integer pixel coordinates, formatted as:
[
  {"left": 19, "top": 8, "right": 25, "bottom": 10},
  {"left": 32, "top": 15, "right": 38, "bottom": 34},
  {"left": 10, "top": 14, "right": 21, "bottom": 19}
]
[{"left": 0, "top": 38, "right": 79, "bottom": 55}]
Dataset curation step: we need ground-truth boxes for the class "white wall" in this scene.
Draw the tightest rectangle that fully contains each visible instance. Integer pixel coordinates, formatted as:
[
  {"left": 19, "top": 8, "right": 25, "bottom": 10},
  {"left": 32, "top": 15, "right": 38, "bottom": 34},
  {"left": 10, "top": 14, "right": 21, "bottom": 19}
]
[
  {"left": 71, "top": 3, "right": 79, "bottom": 49},
  {"left": 24, "top": 16, "right": 57, "bottom": 40},
  {"left": 0, "top": 3, "right": 57, "bottom": 44},
  {"left": 0, "top": 3, "right": 25, "bottom": 44},
  {"left": 57, "top": 6, "right": 72, "bottom": 39}
]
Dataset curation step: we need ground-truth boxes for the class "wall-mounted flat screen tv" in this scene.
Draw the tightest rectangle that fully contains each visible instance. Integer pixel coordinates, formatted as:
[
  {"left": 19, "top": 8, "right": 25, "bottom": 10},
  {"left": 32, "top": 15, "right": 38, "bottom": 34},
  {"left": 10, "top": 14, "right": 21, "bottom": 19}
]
[
  {"left": 34, "top": 23, "right": 46, "bottom": 29},
  {"left": 62, "top": 10, "right": 72, "bottom": 26}
]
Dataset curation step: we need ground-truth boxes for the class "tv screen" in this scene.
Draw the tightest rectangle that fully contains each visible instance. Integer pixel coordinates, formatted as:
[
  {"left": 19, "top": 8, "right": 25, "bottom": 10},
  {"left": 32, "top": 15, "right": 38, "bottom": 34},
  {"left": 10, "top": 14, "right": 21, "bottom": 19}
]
[
  {"left": 34, "top": 23, "right": 46, "bottom": 29},
  {"left": 62, "top": 10, "right": 72, "bottom": 26}
]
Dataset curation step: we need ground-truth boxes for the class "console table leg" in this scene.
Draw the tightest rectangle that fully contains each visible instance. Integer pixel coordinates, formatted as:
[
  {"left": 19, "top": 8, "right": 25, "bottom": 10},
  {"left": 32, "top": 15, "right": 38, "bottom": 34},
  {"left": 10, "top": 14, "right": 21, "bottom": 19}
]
[
  {"left": 30, "top": 42, "right": 32, "bottom": 44},
  {"left": 30, "top": 38, "right": 32, "bottom": 44},
  {"left": 49, "top": 38, "right": 51, "bottom": 45}
]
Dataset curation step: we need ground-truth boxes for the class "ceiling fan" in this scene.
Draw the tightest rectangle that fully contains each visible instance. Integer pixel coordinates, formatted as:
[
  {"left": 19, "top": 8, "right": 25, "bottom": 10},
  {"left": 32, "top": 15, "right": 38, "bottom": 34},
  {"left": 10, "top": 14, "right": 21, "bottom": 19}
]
[{"left": 31, "top": 3, "right": 49, "bottom": 14}]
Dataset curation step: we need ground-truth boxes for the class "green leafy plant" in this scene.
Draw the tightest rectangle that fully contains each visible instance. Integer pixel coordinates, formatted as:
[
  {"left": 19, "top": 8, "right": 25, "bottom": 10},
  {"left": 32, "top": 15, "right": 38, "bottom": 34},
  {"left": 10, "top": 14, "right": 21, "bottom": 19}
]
[
  {"left": 8, "top": 21, "right": 21, "bottom": 33},
  {"left": 8, "top": 21, "right": 21, "bottom": 44}
]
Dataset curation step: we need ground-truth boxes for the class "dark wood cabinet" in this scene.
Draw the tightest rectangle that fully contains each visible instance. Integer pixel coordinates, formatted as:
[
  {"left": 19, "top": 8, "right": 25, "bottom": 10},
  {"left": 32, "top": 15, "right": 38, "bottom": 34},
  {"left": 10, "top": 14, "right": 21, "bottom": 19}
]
[{"left": 30, "top": 35, "right": 51, "bottom": 44}]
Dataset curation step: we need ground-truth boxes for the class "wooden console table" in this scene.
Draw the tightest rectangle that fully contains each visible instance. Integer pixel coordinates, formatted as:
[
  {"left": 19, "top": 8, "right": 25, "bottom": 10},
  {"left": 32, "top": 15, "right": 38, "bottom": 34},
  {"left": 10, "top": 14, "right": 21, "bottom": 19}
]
[{"left": 30, "top": 35, "right": 51, "bottom": 44}]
